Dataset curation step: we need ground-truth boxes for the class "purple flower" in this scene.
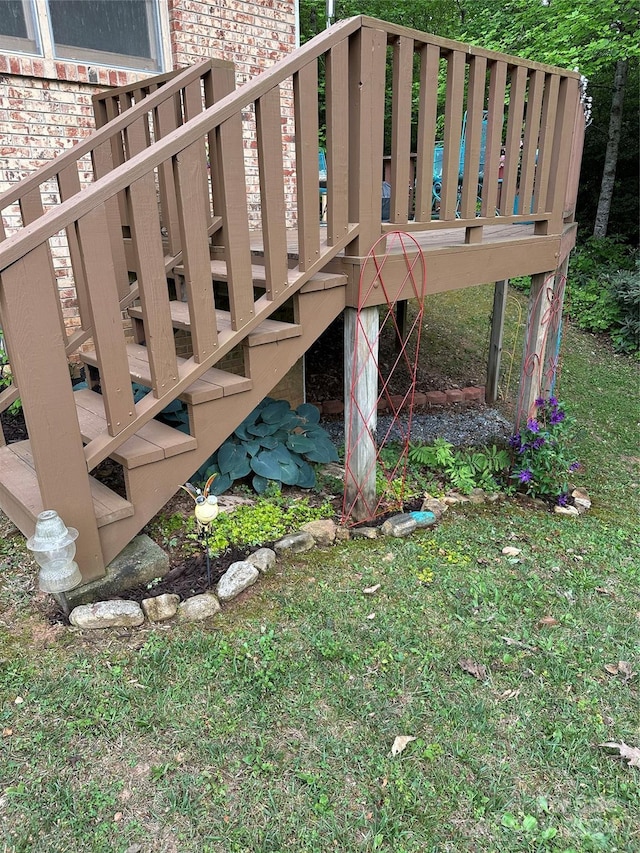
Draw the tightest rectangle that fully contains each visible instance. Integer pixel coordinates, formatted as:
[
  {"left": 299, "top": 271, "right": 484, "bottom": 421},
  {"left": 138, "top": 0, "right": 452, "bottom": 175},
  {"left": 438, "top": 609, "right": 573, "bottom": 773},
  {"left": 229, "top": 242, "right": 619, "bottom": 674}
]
[
  {"left": 569, "top": 461, "right": 581, "bottom": 472},
  {"left": 548, "top": 396, "right": 558, "bottom": 407},
  {"left": 518, "top": 469, "right": 533, "bottom": 483},
  {"left": 550, "top": 409, "right": 565, "bottom": 424},
  {"left": 508, "top": 433, "right": 522, "bottom": 449},
  {"left": 535, "top": 397, "right": 546, "bottom": 408},
  {"left": 526, "top": 418, "right": 540, "bottom": 433},
  {"left": 557, "top": 492, "right": 568, "bottom": 506},
  {"left": 532, "top": 437, "right": 546, "bottom": 450}
]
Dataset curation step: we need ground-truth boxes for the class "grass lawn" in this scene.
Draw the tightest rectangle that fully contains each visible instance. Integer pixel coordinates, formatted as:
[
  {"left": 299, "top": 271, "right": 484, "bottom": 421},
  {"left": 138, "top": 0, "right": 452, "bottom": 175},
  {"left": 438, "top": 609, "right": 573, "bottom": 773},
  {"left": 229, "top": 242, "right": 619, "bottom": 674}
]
[{"left": 1, "top": 285, "right": 638, "bottom": 853}]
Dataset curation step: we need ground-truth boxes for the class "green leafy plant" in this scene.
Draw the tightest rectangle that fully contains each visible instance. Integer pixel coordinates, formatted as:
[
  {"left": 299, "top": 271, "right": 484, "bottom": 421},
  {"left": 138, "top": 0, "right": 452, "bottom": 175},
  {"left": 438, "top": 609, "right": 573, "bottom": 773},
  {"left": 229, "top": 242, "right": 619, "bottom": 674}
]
[
  {"left": 609, "top": 258, "right": 640, "bottom": 354},
  {"left": 198, "top": 398, "right": 338, "bottom": 495},
  {"left": 0, "top": 338, "right": 22, "bottom": 416},
  {"left": 408, "top": 438, "right": 509, "bottom": 494},
  {"left": 197, "top": 494, "right": 333, "bottom": 556},
  {"left": 508, "top": 396, "right": 580, "bottom": 504}
]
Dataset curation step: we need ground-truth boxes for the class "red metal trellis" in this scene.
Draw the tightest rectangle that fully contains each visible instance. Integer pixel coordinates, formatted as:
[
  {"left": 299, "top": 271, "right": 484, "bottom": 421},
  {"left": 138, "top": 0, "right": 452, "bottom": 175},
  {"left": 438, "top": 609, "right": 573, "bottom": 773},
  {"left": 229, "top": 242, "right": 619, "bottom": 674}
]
[{"left": 342, "top": 231, "right": 427, "bottom": 524}]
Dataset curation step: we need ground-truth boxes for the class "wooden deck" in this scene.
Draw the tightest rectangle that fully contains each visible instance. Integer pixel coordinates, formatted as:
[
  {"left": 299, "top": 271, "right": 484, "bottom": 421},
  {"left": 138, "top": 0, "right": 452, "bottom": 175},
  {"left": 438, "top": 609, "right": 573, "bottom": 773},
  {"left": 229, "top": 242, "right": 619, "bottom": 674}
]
[{"left": 0, "top": 16, "right": 585, "bottom": 580}]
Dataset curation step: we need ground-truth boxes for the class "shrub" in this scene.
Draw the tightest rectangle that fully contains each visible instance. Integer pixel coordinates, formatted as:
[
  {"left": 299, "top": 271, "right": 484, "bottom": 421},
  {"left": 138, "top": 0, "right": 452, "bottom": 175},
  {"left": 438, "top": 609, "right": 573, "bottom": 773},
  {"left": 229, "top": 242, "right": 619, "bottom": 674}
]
[
  {"left": 608, "top": 259, "right": 640, "bottom": 354},
  {"left": 408, "top": 438, "right": 510, "bottom": 495}
]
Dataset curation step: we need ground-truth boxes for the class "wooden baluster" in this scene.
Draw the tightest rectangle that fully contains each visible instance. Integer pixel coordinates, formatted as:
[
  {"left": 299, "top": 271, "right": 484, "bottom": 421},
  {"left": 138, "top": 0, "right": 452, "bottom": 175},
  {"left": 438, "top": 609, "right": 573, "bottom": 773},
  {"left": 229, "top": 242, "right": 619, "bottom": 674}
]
[
  {"left": 325, "top": 38, "right": 350, "bottom": 244},
  {"left": 501, "top": 65, "right": 528, "bottom": 216},
  {"left": 414, "top": 43, "right": 440, "bottom": 223},
  {"left": 519, "top": 69, "right": 545, "bottom": 219},
  {"left": 346, "top": 25, "right": 386, "bottom": 258},
  {"left": 204, "top": 62, "right": 236, "bottom": 250},
  {"left": 459, "top": 55, "right": 487, "bottom": 222},
  {"left": 481, "top": 60, "right": 507, "bottom": 218},
  {"left": 154, "top": 93, "right": 182, "bottom": 255},
  {"left": 75, "top": 204, "right": 136, "bottom": 434},
  {"left": 215, "top": 112, "right": 255, "bottom": 331},
  {"left": 390, "top": 36, "right": 414, "bottom": 224},
  {"left": 256, "top": 88, "right": 289, "bottom": 300},
  {"left": 183, "top": 77, "right": 213, "bottom": 231},
  {"left": 0, "top": 245, "right": 104, "bottom": 579},
  {"left": 173, "top": 142, "right": 219, "bottom": 361},
  {"left": 126, "top": 117, "right": 179, "bottom": 395},
  {"left": 57, "top": 164, "right": 91, "bottom": 329},
  {"left": 440, "top": 50, "right": 465, "bottom": 221},
  {"left": 533, "top": 74, "right": 559, "bottom": 216},
  {"left": 91, "top": 139, "right": 131, "bottom": 302},
  {"left": 294, "top": 60, "right": 321, "bottom": 271},
  {"left": 104, "top": 97, "right": 130, "bottom": 229}
]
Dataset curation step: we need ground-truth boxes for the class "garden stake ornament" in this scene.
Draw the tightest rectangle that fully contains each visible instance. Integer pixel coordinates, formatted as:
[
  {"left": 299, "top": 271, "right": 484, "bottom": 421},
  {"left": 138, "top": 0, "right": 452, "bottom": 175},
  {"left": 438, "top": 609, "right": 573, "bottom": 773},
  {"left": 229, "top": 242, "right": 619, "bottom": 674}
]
[{"left": 181, "top": 475, "right": 219, "bottom": 586}]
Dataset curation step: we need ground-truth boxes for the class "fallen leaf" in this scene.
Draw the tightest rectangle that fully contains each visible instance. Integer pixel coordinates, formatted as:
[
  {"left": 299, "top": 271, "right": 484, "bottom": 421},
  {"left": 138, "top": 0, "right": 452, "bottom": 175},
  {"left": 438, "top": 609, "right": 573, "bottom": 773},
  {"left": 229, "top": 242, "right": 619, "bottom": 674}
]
[
  {"left": 113, "top": 812, "right": 123, "bottom": 822},
  {"left": 618, "top": 661, "right": 635, "bottom": 681},
  {"left": 604, "top": 663, "right": 621, "bottom": 676},
  {"left": 382, "top": 553, "right": 394, "bottom": 562},
  {"left": 498, "top": 688, "right": 521, "bottom": 700},
  {"left": 502, "top": 546, "right": 521, "bottom": 557},
  {"left": 2, "top": 728, "right": 13, "bottom": 737},
  {"left": 596, "top": 587, "right": 615, "bottom": 597},
  {"left": 391, "top": 735, "right": 417, "bottom": 756},
  {"left": 599, "top": 741, "right": 640, "bottom": 769},
  {"left": 366, "top": 612, "right": 376, "bottom": 620},
  {"left": 501, "top": 636, "right": 538, "bottom": 652},
  {"left": 363, "top": 584, "right": 381, "bottom": 595},
  {"left": 14, "top": 696, "right": 23, "bottom": 705},
  {"left": 458, "top": 658, "right": 488, "bottom": 681},
  {"left": 538, "top": 616, "right": 560, "bottom": 627}
]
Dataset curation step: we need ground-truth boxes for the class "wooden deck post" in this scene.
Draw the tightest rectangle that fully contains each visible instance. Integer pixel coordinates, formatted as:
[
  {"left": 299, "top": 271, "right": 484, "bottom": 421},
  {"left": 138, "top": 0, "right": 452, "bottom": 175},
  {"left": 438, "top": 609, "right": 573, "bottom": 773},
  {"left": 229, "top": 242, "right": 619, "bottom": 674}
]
[
  {"left": 542, "top": 256, "right": 570, "bottom": 397},
  {"left": 0, "top": 246, "right": 105, "bottom": 580},
  {"left": 517, "top": 270, "right": 555, "bottom": 423},
  {"left": 486, "top": 280, "right": 508, "bottom": 404},
  {"left": 344, "top": 305, "right": 379, "bottom": 521}
]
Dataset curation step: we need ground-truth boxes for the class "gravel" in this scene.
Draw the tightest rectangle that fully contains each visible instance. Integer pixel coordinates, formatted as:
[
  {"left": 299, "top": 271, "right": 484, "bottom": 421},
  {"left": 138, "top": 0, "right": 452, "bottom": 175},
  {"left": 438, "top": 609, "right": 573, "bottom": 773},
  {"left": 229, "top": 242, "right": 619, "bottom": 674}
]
[{"left": 322, "top": 406, "right": 513, "bottom": 447}]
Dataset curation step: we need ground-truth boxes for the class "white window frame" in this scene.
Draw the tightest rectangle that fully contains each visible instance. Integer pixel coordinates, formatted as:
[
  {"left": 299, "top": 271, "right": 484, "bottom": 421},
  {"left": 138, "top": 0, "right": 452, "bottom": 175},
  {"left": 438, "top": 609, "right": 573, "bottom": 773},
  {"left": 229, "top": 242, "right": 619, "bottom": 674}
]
[
  {"left": 0, "top": 0, "right": 42, "bottom": 56},
  {"left": 1, "top": 0, "right": 170, "bottom": 74}
]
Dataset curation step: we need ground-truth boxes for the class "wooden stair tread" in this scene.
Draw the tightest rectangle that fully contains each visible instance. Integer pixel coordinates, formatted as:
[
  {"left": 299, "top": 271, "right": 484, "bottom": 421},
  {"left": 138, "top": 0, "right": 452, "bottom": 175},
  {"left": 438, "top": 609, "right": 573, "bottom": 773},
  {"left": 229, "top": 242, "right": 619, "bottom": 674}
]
[
  {"left": 0, "top": 441, "right": 134, "bottom": 528},
  {"left": 74, "top": 388, "right": 197, "bottom": 468},
  {"left": 128, "top": 302, "right": 302, "bottom": 346},
  {"left": 81, "top": 344, "right": 252, "bottom": 406},
  {"left": 299, "top": 271, "right": 348, "bottom": 293}
]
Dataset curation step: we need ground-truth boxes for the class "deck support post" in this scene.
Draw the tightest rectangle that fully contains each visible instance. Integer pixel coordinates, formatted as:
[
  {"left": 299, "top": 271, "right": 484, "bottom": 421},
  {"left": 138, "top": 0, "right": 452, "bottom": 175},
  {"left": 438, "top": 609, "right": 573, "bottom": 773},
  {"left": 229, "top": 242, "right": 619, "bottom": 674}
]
[
  {"left": 541, "top": 256, "right": 569, "bottom": 398},
  {"left": 517, "top": 269, "right": 556, "bottom": 424},
  {"left": 486, "top": 280, "right": 508, "bottom": 404},
  {"left": 344, "top": 306, "right": 379, "bottom": 521}
]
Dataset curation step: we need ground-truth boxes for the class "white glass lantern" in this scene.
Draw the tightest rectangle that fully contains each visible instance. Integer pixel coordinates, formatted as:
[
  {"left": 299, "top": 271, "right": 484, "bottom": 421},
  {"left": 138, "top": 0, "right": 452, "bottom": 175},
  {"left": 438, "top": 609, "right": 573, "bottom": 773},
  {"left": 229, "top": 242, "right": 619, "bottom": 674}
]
[{"left": 26, "top": 510, "right": 82, "bottom": 593}]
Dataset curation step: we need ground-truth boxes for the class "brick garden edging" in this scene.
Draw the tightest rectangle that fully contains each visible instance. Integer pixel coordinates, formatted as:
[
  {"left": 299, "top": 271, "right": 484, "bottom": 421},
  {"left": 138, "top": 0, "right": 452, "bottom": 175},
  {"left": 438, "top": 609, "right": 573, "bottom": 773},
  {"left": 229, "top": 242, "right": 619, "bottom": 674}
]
[{"left": 308, "top": 386, "right": 486, "bottom": 416}]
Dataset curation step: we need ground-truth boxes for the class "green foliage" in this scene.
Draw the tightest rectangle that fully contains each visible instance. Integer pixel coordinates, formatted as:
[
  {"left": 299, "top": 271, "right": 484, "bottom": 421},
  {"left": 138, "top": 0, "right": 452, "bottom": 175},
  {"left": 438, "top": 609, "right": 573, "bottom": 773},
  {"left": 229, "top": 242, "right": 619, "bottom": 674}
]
[
  {"left": 199, "top": 494, "right": 333, "bottom": 556},
  {"left": 565, "top": 238, "right": 638, "bottom": 351},
  {"left": 197, "top": 398, "right": 338, "bottom": 495},
  {"left": 0, "top": 339, "right": 22, "bottom": 416},
  {"left": 508, "top": 396, "right": 579, "bottom": 503},
  {"left": 408, "top": 437, "right": 509, "bottom": 494}
]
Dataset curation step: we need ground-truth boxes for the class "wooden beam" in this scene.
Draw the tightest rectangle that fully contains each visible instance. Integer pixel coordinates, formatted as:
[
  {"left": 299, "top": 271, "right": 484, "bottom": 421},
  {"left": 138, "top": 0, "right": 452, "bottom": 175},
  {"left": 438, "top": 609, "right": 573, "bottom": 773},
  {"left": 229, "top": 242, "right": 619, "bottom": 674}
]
[
  {"left": 344, "top": 305, "right": 379, "bottom": 521},
  {"left": 486, "top": 280, "right": 508, "bottom": 404}
]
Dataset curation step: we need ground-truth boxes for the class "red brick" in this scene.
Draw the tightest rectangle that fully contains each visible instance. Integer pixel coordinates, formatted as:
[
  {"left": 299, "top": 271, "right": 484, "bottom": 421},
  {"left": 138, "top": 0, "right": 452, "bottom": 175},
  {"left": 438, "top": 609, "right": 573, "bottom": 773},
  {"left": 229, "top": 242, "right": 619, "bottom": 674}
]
[
  {"left": 445, "top": 389, "right": 465, "bottom": 404},
  {"left": 322, "top": 399, "right": 344, "bottom": 415},
  {"left": 425, "top": 391, "right": 448, "bottom": 407},
  {"left": 377, "top": 398, "right": 389, "bottom": 413},
  {"left": 462, "top": 386, "right": 485, "bottom": 402},
  {"left": 388, "top": 394, "right": 405, "bottom": 411},
  {"left": 412, "top": 391, "right": 427, "bottom": 407}
]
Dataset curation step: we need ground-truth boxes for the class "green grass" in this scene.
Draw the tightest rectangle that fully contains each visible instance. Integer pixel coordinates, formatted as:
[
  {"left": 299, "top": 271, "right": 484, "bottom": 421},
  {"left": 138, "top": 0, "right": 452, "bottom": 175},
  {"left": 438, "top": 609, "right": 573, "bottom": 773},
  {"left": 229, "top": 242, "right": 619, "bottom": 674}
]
[{"left": 1, "top": 293, "right": 638, "bottom": 853}]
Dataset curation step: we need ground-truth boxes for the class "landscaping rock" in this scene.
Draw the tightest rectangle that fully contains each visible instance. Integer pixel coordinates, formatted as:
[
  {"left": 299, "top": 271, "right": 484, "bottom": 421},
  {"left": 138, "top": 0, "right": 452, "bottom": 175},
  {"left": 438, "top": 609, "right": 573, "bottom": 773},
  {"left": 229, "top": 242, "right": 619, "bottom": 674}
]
[
  {"left": 246, "top": 548, "right": 276, "bottom": 573},
  {"left": 410, "top": 510, "right": 437, "bottom": 528},
  {"left": 177, "top": 593, "right": 221, "bottom": 621},
  {"left": 274, "top": 531, "right": 315, "bottom": 554},
  {"left": 65, "top": 535, "right": 170, "bottom": 607},
  {"left": 554, "top": 504, "right": 580, "bottom": 517},
  {"left": 468, "top": 488, "right": 486, "bottom": 504},
  {"left": 442, "top": 492, "right": 469, "bottom": 505},
  {"left": 351, "top": 526, "right": 379, "bottom": 539},
  {"left": 572, "top": 488, "right": 591, "bottom": 513},
  {"left": 335, "top": 526, "right": 351, "bottom": 542},
  {"left": 301, "top": 518, "right": 337, "bottom": 547},
  {"left": 217, "top": 561, "right": 260, "bottom": 602},
  {"left": 421, "top": 496, "right": 448, "bottom": 518},
  {"left": 141, "top": 593, "right": 180, "bottom": 622},
  {"left": 69, "top": 600, "right": 144, "bottom": 630},
  {"left": 380, "top": 514, "right": 417, "bottom": 537}
]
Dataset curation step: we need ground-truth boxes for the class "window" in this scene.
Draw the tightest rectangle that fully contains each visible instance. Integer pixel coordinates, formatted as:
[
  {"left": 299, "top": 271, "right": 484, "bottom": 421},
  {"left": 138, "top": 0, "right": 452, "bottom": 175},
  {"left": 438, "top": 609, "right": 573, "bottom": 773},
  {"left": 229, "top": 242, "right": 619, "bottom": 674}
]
[
  {"left": 0, "top": 1, "right": 40, "bottom": 55},
  {"left": 0, "top": 0, "right": 165, "bottom": 73}
]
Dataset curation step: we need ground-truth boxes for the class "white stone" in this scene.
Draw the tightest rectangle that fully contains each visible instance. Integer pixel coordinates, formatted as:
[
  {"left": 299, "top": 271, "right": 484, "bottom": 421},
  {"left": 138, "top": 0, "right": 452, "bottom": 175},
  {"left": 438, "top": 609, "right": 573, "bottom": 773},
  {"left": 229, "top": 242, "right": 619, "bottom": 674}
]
[
  {"left": 274, "top": 531, "right": 315, "bottom": 554},
  {"left": 246, "top": 548, "right": 277, "bottom": 573},
  {"left": 351, "top": 526, "right": 379, "bottom": 539},
  {"left": 141, "top": 593, "right": 180, "bottom": 622},
  {"left": 301, "top": 518, "right": 337, "bottom": 546},
  {"left": 554, "top": 504, "right": 580, "bottom": 516},
  {"left": 177, "top": 593, "right": 221, "bottom": 621},
  {"left": 216, "top": 561, "right": 260, "bottom": 602},
  {"left": 421, "top": 497, "right": 448, "bottom": 518},
  {"left": 69, "top": 600, "right": 144, "bottom": 630}
]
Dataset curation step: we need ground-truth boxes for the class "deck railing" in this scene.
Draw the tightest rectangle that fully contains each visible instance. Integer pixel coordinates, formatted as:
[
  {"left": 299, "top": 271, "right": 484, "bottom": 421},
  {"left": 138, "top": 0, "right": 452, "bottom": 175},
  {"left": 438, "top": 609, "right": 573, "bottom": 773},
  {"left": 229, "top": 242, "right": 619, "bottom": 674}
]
[{"left": 0, "top": 16, "right": 583, "bottom": 525}]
